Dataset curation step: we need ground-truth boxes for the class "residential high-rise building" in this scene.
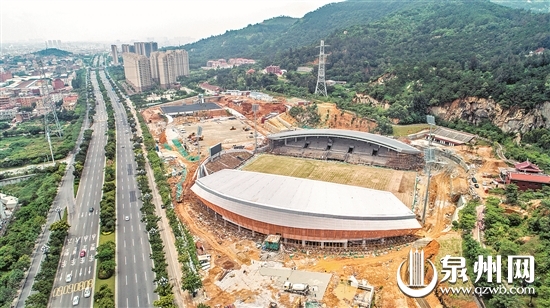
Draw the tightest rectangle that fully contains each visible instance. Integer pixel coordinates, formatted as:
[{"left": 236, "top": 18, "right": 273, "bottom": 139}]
[
  {"left": 111, "top": 45, "right": 119, "bottom": 65},
  {"left": 157, "top": 52, "right": 177, "bottom": 89},
  {"left": 149, "top": 51, "right": 160, "bottom": 82},
  {"left": 134, "top": 41, "right": 158, "bottom": 57},
  {"left": 149, "top": 49, "right": 190, "bottom": 89},
  {"left": 122, "top": 53, "right": 153, "bottom": 93},
  {"left": 121, "top": 44, "right": 134, "bottom": 53}
]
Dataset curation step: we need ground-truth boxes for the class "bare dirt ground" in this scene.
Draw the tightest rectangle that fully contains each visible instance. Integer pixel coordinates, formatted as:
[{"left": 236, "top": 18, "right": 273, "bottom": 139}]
[{"left": 317, "top": 102, "right": 377, "bottom": 131}]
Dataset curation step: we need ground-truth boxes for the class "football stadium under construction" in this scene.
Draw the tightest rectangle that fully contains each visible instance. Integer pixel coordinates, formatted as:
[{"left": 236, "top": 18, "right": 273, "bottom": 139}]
[{"left": 191, "top": 129, "right": 424, "bottom": 247}]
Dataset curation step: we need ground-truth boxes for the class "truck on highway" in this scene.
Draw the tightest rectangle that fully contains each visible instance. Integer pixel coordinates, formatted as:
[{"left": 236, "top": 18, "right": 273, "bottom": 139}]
[{"left": 283, "top": 281, "right": 310, "bottom": 295}]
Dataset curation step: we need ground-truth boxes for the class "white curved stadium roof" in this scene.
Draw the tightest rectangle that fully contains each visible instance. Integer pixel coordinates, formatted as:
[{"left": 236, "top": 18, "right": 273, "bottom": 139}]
[
  {"left": 268, "top": 129, "right": 421, "bottom": 154},
  {"left": 191, "top": 169, "right": 421, "bottom": 231}
]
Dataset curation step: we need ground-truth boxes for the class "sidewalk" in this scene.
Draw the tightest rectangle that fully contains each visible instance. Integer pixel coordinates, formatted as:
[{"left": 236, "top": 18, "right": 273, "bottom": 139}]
[{"left": 127, "top": 98, "right": 187, "bottom": 308}]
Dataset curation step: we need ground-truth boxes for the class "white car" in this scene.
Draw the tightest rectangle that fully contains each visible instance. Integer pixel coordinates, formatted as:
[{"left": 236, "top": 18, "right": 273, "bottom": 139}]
[
  {"left": 72, "top": 295, "right": 79, "bottom": 306},
  {"left": 125, "top": 216, "right": 130, "bottom": 221},
  {"left": 84, "top": 287, "right": 91, "bottom": 298},
  {"left": 65, "top": 273, "right": 72, "bottom": 283}
]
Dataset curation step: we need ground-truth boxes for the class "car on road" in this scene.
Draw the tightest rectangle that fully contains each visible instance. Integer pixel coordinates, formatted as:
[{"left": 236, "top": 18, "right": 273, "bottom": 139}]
[
  {"left": 472, "top": 177, "right": 478, "bottom": 183},
  {"left": 66, "top": 273, "right": 72, "bottom": 283},
  {"left": 84, "top": 287, "right": 91, "bottom": 298},
  {"left": 125, "top": 216, "right": 130, "bottom": 221},
  {"left": 89, "top": 207, "right": 94, "bottom": 212},
  {"left": 80, "top": 250, "right": 86, "bottom": 257},
  {"left": 72, "top": 295, "right": 79, "bottom": 306},
  {"left": 474, "top": 183, "right": 480, "bottom": 188}
]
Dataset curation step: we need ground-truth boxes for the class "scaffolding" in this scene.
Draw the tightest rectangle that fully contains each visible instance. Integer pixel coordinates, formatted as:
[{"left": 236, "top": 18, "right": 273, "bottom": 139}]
[{"left": 172, "top": 139, "right": 199, "bottom": 162}]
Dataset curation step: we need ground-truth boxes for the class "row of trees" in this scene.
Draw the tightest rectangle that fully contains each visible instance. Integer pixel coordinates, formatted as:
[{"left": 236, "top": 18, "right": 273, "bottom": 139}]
[
  {"left": 135, "top": 106, "right": 203, "bottom": 301},
  {"left": 25, "top": 212, "right": 70, "bottom": 307},
  {"left": 97, "top": 71, "right": 117, "bottom": 234},
  {"left": 0, "top": 164, "right": 66, "bottom": 308}
]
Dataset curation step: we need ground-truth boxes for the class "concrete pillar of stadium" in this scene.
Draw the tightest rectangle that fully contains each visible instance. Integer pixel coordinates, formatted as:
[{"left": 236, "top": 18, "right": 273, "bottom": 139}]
[
  {"left": 302, "top": 240, "right": 305, "bottom": 247},
  {"left": 362, "top": 239, "right": 366, "bottom": 247},
  {"left": 321, "top": 242, "right": 324, "bottom": 248}
]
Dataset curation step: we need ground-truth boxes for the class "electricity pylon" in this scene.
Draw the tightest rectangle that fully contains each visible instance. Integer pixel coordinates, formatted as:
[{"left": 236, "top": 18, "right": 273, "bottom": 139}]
[{"left": 315, "top": 40, "right": 329, "bottom": 97}]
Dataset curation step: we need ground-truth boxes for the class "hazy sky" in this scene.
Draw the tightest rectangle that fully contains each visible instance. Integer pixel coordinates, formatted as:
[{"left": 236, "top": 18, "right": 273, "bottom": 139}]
[{"left": 1, "top": 0, "right": 343, "bottom": 45}]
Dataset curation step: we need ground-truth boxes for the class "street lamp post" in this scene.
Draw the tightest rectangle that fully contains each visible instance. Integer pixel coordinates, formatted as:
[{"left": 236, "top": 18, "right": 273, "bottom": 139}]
[{"left": 55, "top": 207, "right": 62, "bottom": 220}]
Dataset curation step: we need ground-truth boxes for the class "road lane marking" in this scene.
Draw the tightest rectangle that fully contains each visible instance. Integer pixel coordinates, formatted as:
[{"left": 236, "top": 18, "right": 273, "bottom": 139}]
[
  {"left": 142, "top": 253, "right": 145, "bottom": 262},
  {"left": 132, "top": 239, "right": 134, "bottom": 246},
  {"left": 134, "top": 255, "right": 136, "bottom": 263},
  {"left": 53, "top": 279, "right": 94, "bottom": 297},
  {"left": 125, "top": 256, "right": 127, "bottom": 265},
  {"left": 147, "top": 293, "right": 150, "bottom": 304},
  {"left": 124, "top": 240, "right": 126, "bottom": 248},
  {"left": 135, "top": 273, "right": 138, "bottom": 283},
  {"left": 125, "top": 275, "right": 128, "bottom": 286}
]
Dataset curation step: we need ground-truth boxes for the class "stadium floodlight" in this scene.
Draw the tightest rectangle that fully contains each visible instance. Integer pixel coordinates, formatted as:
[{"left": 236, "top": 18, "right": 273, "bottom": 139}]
[
  {"left": 252, "top": 104, "right": 259, "bottom": 153},
  {"left": 424, "top": 148, "right": 435, "bottom": 163},
  {"left": 426, "top": 115, "right": 435, "bottom": 126}
]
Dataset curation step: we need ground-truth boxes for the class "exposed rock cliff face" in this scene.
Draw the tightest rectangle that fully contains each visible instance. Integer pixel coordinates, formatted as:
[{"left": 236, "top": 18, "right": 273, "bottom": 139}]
[{"left": 429, "top": 97, "right": 550, "bottom": 134}]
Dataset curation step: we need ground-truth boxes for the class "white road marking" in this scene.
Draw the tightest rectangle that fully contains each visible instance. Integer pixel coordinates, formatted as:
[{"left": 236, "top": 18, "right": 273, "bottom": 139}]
[
  {"left": 134, "top": 255, "right": 136, "bottom": 263},
  {"left": 124, "top": 240, "right": 126, "bottom": 248},
  {"left": 132, "top": 239, "right": 134, "bottom": 246},
  {"left": 135, "top": 274, "right": 138, "bottom": 283},
  {"left": 131, "top": 225, "right": 133, "bottom": 232},
  {"left": 125, "top": 256, "right": 127, "bottom": 265},
  {"left": 147, "top": 293, "right": 150, "bottom": 304},
  {"left": 126, "top": 275, "right": 128, "bottom": 286},
  {"left": 142, "top": 253, "right": 145, "bottom": 262}
]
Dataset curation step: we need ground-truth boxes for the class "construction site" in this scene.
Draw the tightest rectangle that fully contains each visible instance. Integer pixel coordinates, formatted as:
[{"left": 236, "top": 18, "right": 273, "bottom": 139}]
[{"left": 139, "top": 93, "right": 505, "bottom": 308}]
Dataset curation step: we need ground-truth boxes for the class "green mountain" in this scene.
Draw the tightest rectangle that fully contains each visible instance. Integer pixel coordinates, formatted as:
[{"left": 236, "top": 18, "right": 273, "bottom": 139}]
[
  {"left": 182, "top": 0, "right": 418, "bottom": 68},
  {"left": 32, "top": 48, "right": 72, "bottom": 57},
  {"left": 268, "top": 0, "right": 550, "bottom": 122}
]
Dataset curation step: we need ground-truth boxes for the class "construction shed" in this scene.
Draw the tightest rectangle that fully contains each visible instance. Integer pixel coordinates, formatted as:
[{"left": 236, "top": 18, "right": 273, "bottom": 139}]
[{"left": 264, "top": 235, "right": 282, "bottom": 251}]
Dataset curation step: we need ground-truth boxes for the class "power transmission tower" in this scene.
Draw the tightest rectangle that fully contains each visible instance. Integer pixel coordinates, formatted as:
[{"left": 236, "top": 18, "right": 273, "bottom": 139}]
[
  {"left": 315, "top": 40, "right": 329, "bottom": 97},
  {"left": 38, "top": 60, "right": 63, "bottom": 163}
]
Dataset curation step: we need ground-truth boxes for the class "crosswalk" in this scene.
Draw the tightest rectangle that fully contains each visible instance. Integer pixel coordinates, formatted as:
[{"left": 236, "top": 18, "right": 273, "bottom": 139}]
[{"left": 60, "top": 234, "right": 98, "bottom": 268}]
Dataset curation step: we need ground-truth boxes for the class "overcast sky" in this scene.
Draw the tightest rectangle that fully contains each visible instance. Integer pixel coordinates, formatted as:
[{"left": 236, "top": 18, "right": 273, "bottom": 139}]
[{"left": 1, "top": 0, "right": 343, "bottom": 45}]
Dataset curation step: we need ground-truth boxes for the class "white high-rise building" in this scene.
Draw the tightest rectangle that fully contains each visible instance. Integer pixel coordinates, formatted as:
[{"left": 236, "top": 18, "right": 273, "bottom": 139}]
[
  {"left": 149, "top": 49, "right": 189, "bottom": 89},
  {"left": 111, "top": 45, "right": 119, "bottom": 65},
  {"left": 122, "top": 53, "right": 152, "bottom": 93}
]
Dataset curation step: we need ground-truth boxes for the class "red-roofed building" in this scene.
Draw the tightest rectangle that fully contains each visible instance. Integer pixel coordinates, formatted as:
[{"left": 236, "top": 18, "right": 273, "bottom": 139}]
[
  {"left": 0, "top": 72, "right": 12, "bottom": 82},
  {"left": 199, "top": 82, "right": 221, "bottom": 95},
  {"left": 505, "top": 172, "right": 550, "bottom": 191},
  {"left": 53, "top": 78, "right": 65, "bottom": 90},
  {"left": 265, "top": 65, "right": 282, "bottom": 75},
  {"left": 62, "top": 94, "right": 78, "bottom": 111},
  {"left": 514, "top": 161, "right": 542, "bottom": 173}
]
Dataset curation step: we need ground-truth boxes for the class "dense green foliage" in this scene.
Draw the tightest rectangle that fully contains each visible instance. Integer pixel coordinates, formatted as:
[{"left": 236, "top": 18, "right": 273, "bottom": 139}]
[
  {"left": 457, "top": 196, "right": 550, "bottom": 306},
  {"left": 32, "top": 48, "right": 71, "bottom": 57},
  {"left": 270, "top": 0, "right": 550, "bottom": 118},
  {"left": 181, "top": 1, "right": 417, "bottom": 68},
  {"left": 0, "top": 164, "right": 66, "bottom": 308},
  {"left": 96, "top": 241, "right": 116, "bottom": 279},
  {"left": 25, "top": 217, "right": 70, "bottom": 308}
]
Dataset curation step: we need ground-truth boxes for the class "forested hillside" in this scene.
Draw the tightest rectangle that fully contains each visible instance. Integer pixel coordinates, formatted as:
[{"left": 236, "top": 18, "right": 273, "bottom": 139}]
[
  {"left": 181, "top": 0, "right": 417, "bottom": 68},
  {"left": 269, "top": 0, "right": 550, "bottom": 123}
]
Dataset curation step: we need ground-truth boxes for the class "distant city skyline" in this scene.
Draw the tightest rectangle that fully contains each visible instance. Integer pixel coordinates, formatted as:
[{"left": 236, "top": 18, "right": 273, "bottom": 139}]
[{"left": 1, "top": 0, "right": 343, "bottom": 46}]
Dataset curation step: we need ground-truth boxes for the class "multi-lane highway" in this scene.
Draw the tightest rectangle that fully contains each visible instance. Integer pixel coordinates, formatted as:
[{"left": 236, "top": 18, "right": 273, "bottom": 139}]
[
  {"left": 99, "top": 70, "right": 157, "bottom": 307},
  {"left": 49, "top": 69, "right": 107, "bottom": 308},
  {"left": 15, "top": 75, "right": 92, "bottom": 308}
]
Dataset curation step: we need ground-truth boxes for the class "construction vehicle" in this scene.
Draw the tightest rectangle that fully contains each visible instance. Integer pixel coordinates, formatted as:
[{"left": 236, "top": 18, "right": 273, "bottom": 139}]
[{"left": 283, "top": 281, "right": 310, "bottom": 295}]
